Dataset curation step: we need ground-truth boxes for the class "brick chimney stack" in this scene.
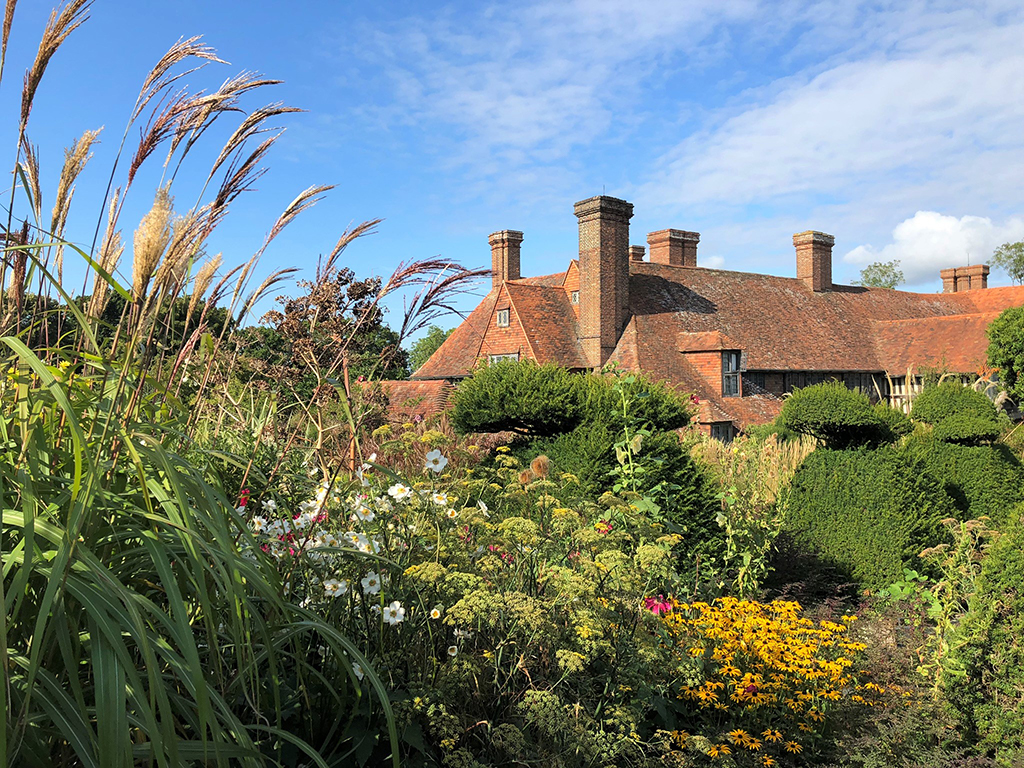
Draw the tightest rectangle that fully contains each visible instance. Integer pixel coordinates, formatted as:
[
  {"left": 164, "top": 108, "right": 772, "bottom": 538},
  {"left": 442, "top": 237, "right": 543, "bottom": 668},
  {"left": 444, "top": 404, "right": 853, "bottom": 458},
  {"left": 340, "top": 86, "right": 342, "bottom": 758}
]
[
  {"left": 940, "top": 264, "right": 989, "bottom": 293},
  {"left": 629, "top": 245, "right": 646, "bottom": 262},
  {"left": 575, "top": 195, "right": 633, "bottom": 368},
  {"left": 489, "top": 230, "right": 523, "bottom": 290},
  {"left": 793, "top": 231, "right": 834, "bottom": 292},
  {"left": 647, "top": 229, "right": 699, "bottom": 266}
]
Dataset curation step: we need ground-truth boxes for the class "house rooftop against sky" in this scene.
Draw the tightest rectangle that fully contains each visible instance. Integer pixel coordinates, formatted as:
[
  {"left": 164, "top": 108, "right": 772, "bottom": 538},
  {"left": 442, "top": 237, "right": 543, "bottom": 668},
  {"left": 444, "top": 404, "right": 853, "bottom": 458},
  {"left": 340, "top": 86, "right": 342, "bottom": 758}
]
[{"left": 405, "top": 195, "right": 1024, "bottom": 437}]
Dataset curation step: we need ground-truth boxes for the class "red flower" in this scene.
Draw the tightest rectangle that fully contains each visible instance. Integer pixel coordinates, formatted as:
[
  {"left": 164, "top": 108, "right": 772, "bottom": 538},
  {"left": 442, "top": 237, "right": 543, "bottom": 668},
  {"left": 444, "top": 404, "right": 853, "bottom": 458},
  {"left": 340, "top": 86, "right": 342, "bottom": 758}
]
[{"left": 644, "top": 595, "right": 673, "bottom": 616}]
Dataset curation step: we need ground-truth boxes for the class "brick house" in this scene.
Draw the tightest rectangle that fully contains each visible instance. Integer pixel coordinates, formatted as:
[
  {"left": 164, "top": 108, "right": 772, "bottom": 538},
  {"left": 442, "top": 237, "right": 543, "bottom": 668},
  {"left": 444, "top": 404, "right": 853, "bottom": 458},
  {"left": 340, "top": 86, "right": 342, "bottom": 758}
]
[{"left": 401, "top": 195, "right": 1024, "bottom": 438}]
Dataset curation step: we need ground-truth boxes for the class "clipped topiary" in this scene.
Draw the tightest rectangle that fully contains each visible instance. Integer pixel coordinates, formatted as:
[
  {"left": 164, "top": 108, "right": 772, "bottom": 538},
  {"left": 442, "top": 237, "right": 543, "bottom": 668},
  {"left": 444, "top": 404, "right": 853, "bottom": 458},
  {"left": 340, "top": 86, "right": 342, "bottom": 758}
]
[
  {"left": 778, "top": 381, "right": 901, "bottom": 449},
  {"left": 944, "top": 507, "right": 1024, "bottom": 765},
  {"left": 450, "top": 360, "right": 586, "bottom": 436},
  {"left": 987, "top": 305, "right": 1024, "bottom": 405},
  {"left": 910, "top": 381, "right": 995, "bottom": 424},
  {"left": 930, "top": 411, "right": 1002, "bottom": 445},
  {"left": 783, "top": 447, "right": 956, "bottom": 588},
  {"left": 901, "top": 436, "right": 1024, "bottom": 528}
]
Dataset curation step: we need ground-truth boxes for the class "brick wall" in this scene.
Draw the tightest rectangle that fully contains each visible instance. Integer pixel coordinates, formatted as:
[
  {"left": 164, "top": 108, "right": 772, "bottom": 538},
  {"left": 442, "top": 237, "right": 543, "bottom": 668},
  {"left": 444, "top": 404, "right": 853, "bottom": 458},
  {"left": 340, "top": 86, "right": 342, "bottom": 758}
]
[{"left": 479, "top": 290, "right": 533, "bottom": 361}]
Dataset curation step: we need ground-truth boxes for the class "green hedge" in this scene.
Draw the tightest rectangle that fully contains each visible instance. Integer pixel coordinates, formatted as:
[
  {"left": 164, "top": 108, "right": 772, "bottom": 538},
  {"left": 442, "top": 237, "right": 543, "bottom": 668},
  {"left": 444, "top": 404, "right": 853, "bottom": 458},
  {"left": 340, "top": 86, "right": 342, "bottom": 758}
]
[
  {"left": 778, "top": 381, "right": 909, "bottom": 449},
  {"left": 783, "top": 447, "right": 956, "bottom": 588},
  {"left": 910, "top": 382, "right": 1002, "bottom": 445},
  {"left": 900, "top": 437, "right": 1024, "bottom": 528},
  {"left": 945, "top": 508, "right": 1024, "bottom": 765}
]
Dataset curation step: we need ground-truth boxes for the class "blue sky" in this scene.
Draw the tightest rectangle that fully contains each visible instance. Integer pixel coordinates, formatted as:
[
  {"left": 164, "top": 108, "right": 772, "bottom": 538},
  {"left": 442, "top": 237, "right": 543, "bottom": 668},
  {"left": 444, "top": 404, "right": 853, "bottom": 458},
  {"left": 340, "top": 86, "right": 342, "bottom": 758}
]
[{"left": 4, "top": 0, "right": 1023, "bottom": 338}]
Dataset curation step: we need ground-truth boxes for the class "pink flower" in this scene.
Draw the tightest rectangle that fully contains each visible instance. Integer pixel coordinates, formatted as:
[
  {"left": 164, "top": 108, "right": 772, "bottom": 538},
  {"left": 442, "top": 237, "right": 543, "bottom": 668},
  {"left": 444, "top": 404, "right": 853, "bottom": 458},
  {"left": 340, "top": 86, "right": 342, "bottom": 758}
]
[{"left": 644, "top": 595, "right": 673, "bottom": 616}]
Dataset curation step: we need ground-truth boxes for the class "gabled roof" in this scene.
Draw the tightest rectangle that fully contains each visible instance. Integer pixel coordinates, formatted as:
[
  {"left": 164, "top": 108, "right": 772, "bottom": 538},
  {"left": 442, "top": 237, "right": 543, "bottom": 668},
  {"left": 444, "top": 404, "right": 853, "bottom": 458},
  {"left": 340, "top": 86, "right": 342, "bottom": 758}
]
[
  {"left": 678, "top": 331, "right": 743, "bottom": 352},
  {"left": 871, "top": 312, "right": 1003, "bottom": 374},
  {"left": 412, "top": 292, "right": 499, "bottom": 379},
  {"left": 504, "top": 282, "right": 587, "bottom": 369}
]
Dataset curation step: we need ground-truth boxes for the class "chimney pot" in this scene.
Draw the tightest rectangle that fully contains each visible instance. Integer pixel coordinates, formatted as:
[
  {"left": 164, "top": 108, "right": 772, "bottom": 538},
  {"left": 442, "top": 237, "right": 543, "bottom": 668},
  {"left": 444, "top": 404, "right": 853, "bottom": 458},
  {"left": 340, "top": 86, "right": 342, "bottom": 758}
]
[
  {"left": 629, "top": 245, "right": 646, "bottom": 262},
  {"left": 489, "top": 230, "right": 523, "bottom": 290},
  {"left": 647, "top": 229, "right": 699, "bottom": 266},
  {"left": 793, "top": 230, "right": 834, "bottom": 292}
]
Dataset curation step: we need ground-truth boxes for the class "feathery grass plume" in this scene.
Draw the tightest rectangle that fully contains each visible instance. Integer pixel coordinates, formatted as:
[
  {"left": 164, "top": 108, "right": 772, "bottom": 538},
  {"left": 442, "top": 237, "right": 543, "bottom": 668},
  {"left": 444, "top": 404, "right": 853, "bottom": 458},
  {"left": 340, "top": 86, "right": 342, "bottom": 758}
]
[
  {"left": 170, "top": 72, "right": 282, "bottom": 161},
  {"left": 207, "top": 101, "right": 303, "bottom": 183},
  {"left": 155, "top": 206, "right": 208, "bottom": 296},
  {"left": 131, "top": 35, "right": 223, "bottom": 124},
  {"left": 126, "top": 86, "right": 193, "bottom": 187},
  {"left": 237, "top": 267, "right": 297, "bottom": 323},
  {"left": 50, "top": 127, "right": 101, "bottom": 281},
  {"left": 6, "top": 220, "right": 28, "bottom": 313},
  {"left": 86, "top": 228, "right": 122, "bottom": 320},
  {"left": 20, "top": 0, "right": 90, "bottom": 130},
  {"left": 393, "top": 258, "right": 491, "bottom": 340},
  {"left": 132, "top": 186, "right": 173, "bottom": 301},
  {"left": 187, "top": 252, "right": 221, "bottom": 317},
  {"left": 18, "top": 134, "right": 41, "bottom": 221},
  {"left": 264, "top": 183, "right": 335, "bottom": 246},
  {"left": 0, "top": 0, "right": 18, "bottom": 89},
  {"left": 212, "top": 131, "right": 279, "bottom": 211}
]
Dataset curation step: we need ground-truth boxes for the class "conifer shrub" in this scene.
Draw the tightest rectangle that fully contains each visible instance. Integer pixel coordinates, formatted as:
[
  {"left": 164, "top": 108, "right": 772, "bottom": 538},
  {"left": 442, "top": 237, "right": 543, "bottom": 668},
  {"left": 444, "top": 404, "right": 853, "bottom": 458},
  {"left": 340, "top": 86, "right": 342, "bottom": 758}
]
[
  {"left": 783, "top": 447, "right": 956, "bottom": 588},
  {"left": 777, "top": 381, "right": 905, "bottom": 449},
  {"left": 910, "top": 382, "right": 1002, "bottom": 445},
  {"left": 450, "top": 360, "right": 586, "bottom": 436},
  {"left": 945, "top": 509, "right": 1024, "bottom": 765},
  {"left": 900, "top": 437, "right": 1024, "bottom": 528}
]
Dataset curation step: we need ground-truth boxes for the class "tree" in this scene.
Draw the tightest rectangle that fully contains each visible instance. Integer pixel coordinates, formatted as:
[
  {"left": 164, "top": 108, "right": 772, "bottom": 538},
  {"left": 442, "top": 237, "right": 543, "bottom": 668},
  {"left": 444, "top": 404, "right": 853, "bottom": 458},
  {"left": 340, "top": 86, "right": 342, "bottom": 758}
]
[
  {"left": 987, "top": 305, "right": 1024, "bottom": 404},
  {"left": 991, "top": 241, "right": 1024, "bottom": 284},
  {"left": 854, "top": 259, "right": 904, "bottom": 289},
  {"left": 408, "top": 325, "right": 453, "bottom": 372}
]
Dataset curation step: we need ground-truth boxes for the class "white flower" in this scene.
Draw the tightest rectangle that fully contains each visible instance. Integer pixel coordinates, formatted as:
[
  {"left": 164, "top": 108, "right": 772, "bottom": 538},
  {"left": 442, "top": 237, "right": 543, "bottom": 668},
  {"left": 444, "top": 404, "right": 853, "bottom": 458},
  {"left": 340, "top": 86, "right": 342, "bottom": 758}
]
[
  {"left": 453, "top": 628, "right": 473, "bottom": 640},
  {"left": 446, "top": 508, "right": 458, "bottom": 519},
  {"left": 477, "top": 500, "right": 489, "bottom": 516},
  {"left": 361, "top": 571, "right": 382, "bottom": 595},
  {"left": 352, "top": 662, "right": 365, "bottom": 680},
  {"left": 354, "top": 505, "right": 375, "bottom": 523},
  {"left": 370, "top": 604, "right": 382, "bottom": 616},
  {"left": 432, "top": 492, "right": 449, "bottom": 507},
  {"left": 447, "top": 645, "right": 458, "bottom": 657},
  {"left": 430, "top": 606, "right": 442, "bottom": 620},
  {"left": 375, "top": 496, "right": 393, "bottom": 513},
  {"left": 388, "top": 483, "right": 412, "bottom": 501},
  {"left": 308, "top": 465, "right": 319, "bottom": 477},
  {"left": 261, "top": 499, "right": 277, "bottom": 513},
  {"left": 384, "top": 600, "right": 406, "bottom": 625},
  {"left": 324, "top": 579, "right": 349, "bottom": 598},
  {"left": 298, "top": 499, "right": 319, "bottom": 514},
  {"left": 250, "top": 516, "right": 267, "bottom": 533},
  {"left": 424, "top": 449, "right": 449, "bottom": 474}
]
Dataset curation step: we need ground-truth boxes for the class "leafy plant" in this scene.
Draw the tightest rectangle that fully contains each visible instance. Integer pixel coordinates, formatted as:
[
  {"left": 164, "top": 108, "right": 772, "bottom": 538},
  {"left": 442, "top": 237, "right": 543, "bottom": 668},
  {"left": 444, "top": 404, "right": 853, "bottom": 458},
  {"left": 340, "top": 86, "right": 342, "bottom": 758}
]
[
  {"left": 986, "top": 305, "right": 1024, "bottom": 405},
  {"left": 909, "top": 381, "right": 1002, "bottom": 446},
  {"left": 778, "top": 381, "right": 907, "bottom": 449}
]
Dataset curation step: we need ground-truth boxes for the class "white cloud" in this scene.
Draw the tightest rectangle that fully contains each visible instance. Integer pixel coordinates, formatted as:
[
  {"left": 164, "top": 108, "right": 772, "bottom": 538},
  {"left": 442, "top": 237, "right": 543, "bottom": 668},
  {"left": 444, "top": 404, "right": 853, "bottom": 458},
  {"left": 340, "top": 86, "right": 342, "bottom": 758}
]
[
  {"left": 843, "top": 211, "right": 1024, "bottom": 287},
  {"left": 702, "top": 254, "right": 726, "bottom": 269}
]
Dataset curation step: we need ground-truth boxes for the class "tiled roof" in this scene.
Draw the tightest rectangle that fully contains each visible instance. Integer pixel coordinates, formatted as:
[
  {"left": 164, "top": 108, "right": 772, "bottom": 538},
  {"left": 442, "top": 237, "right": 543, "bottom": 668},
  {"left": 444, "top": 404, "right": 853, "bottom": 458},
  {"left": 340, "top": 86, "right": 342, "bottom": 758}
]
[
  {"left": 412, "top": 292, "right": 498, "bottom": 379},
  {"left": 505, "top": 283, "right": 588, "bottom": 369},
  {"left": 380, "top": 379, "right": 453, "bottom": 421},
  {"left": 678, "top": 331, "right": 743, "bottom": 352},
  {"left": 871, "top": 312, "right": 1003, "bottom": 374}
]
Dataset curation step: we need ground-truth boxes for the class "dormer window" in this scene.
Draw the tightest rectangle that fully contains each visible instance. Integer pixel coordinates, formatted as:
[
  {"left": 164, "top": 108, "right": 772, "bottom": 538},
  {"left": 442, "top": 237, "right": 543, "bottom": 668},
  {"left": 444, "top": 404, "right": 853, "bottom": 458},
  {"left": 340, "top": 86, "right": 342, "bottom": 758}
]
[
  {"left": 496, "top": 309, "right": 510, "bottom": 327},
  {"left": 570, "top": 290, "right": 579, "bottom": 304},
  {"left": 722, "top": 351, "right": 741, "bottom": 397}
]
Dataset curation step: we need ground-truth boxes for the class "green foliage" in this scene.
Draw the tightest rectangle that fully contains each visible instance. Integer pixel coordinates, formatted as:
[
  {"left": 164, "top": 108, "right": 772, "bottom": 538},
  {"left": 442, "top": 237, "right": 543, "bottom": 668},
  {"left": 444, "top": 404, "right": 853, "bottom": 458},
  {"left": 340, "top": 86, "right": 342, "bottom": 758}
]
[
  {"left": 901, "top": 436, "right": 1024, "bottom": 527},
  {"left": 990, "top": 240, "right": 1024, "bottom": 284},
  {"left": 910, "top": 381, "right": 1002, "bottom": 445},
  {"left": 783, "top": 447, "right": 956, "bottom": 587},
  {"left": 987, "top": 305, "right": 1024, "bottom": 404},
  {"left": 778, "top": 381, "right": 904, "bottom": 449},
  {"left": 945, "top": 511, "right": 1024, "bottom": 765},
  {"left": 855, "top": 259, "right": 905, "bottom": 289},
  {"left": 451, "top": 360, "right": 587, "bottom": 436},
  {"left": 408, "top": 324, "right": 453, "bottom": 372}
]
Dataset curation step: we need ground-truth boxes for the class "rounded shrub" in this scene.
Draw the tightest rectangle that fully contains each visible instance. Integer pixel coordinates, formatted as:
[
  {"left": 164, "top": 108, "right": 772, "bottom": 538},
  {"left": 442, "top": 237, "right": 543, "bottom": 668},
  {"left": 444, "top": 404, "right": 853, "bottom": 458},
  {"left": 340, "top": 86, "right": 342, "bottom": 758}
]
[
  {"left": 930, "top": 411, "right": 1002, "bottom": 445},
  {"left": 945, "top": 508, "right": 1024, "bottom": 765},
  {"left": 783, "top": 447, "right": 956, "bottom": 588},
  {"left": 901, "top": 436, "right": 1024, "bottom": 528},
  {"left": 910, "top": 380, "right": 999, "bottom": 423},
  {"left": 450, "top": 360, "right": 586, "bottom": 436},
  {"left": 778, "top": 381, "right": 905, "bottom": 449}
]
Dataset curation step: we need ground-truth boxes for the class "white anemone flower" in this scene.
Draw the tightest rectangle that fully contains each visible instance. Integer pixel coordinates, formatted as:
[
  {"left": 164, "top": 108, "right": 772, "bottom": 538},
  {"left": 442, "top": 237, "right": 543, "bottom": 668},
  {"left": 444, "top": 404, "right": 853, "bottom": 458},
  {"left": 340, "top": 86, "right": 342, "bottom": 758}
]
[
  {"left": 388, "top": 483, "right": 412, "bottom": 501},
  {"left": 432, "top": 492, "right": 449, "bottom": 507},
  {"left": 354, "top": 505, "right": 375, "bottom": 523},
  {"left": 424, "top": 449, "right": 449, "bottom": 474},
  {"left": 261, "top": 499, "right": 277, "bottom": 513},
  {"left": 430, "top": 606, "right": 442, "bottom": 620},
  {"left": 352, "top": 663, "right": 365, "bottom": 680},
  {"left": 453, "top": 628, "right": 473, "bottom": 640},
  {"left": 323, "top": 579, "right": 349, "bottom": 598},
  {"left": 250, "top": 516, "right": 267, "bottom": 533},
  {"left": 361, "top": 571, "right": 382, "bottom": 595},
  {"left": 384, "top": 600, "right": 406, "bottom": 625},
  {"left": 447, "top": 645, "right": 458, "bottom": 657}
]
